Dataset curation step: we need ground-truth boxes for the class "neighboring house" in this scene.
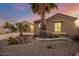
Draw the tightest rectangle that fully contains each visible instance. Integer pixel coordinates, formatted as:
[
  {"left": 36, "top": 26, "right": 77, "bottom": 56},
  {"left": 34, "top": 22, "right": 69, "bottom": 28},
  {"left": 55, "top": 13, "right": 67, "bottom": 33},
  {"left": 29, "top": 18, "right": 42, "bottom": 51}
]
[
  {"left": 21, "top": 21, "right": 34, "bottom": 33},
  {"left": 34, "top": 13, "right": 78, "bottom": 36},
  {"left": 0, "top": 26, "right": 12, "bottom": 34}
]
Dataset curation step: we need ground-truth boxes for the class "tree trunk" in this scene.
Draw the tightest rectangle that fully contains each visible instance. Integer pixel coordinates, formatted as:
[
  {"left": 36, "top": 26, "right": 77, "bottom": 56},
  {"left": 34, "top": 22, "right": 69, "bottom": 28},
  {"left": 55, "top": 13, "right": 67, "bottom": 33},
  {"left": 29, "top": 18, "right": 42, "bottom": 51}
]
[
  {"left": 40, "top": 4, "right": 46, "bottom": 30},
  {"left": 19, "top": 31, "right": 23, "bottom": 37},
  {"left": 39, "top": 4, "right": 48, "bottom": 38}
]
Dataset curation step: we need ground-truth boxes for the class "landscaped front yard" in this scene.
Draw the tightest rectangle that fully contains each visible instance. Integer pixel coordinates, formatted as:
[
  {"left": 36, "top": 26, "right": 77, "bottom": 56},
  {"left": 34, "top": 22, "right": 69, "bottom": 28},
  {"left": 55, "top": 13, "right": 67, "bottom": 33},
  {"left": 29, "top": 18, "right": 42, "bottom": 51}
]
[{"left": 0, "top": 38, "right": 79, "bottom": 56}]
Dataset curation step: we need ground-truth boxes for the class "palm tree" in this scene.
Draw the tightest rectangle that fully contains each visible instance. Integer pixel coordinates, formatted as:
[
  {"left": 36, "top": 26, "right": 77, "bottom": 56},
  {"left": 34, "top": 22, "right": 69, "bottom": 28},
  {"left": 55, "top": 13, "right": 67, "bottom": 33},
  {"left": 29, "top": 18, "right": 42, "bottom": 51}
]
[
  {"left": 16, "top": 22, "right": 24, "bottom": 36},
  {"left": 16, "top": 22, "right": 31, "bottom": 36},
  {"left": 30, "top": 3, "right": 57, "bottom": 38},
  {"left": 3, "top": 21, "right": 31, "bottom": 36},
  {"left": 23, "top": 24, "right": 30, "bottom": 32}
]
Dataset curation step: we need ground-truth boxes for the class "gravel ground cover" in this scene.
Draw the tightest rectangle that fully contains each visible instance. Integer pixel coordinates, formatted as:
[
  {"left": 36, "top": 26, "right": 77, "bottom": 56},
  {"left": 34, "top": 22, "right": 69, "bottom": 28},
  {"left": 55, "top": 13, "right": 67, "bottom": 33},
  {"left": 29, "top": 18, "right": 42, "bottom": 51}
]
[{"left": 0, "top": 39, "right": 79, "bottom": 56}]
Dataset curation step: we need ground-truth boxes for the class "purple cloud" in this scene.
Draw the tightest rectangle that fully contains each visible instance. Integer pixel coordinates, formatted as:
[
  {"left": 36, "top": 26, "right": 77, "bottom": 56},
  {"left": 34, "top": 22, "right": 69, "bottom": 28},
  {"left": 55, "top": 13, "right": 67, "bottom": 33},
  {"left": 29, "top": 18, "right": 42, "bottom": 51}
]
[{"left": 11, "top": 4, "right": 30, "bottom": 11}]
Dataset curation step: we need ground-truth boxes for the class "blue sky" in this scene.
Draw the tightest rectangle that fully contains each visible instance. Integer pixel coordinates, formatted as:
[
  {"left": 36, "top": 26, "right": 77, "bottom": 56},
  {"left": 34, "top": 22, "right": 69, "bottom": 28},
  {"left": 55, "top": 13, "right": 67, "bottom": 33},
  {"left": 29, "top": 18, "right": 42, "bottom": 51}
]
[
  {"left": 0, "top": 3, "right": 34, "bottom": 24},
  {"left": 0, "top": 3, "right": 79, "bottom": 24}
]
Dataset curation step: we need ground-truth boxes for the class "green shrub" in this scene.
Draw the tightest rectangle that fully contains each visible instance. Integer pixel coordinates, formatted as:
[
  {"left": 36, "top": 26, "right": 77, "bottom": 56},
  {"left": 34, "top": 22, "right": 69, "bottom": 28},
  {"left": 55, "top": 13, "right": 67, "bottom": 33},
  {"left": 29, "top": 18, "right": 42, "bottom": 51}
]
[
  {"left": 8, "top": 37, "right": 18, "bottom": 45},
  {"left": 54, "top": 34, "right": 59, "bottom": 38},
  {"left": 71, "top": 34, "right": 79, "bottom": 42},
  {"left": 46, "top": 45, "right": 52, "bottom": 49},
  {"left": 48, "top": 33, "right": 59, "bottom": 38}
]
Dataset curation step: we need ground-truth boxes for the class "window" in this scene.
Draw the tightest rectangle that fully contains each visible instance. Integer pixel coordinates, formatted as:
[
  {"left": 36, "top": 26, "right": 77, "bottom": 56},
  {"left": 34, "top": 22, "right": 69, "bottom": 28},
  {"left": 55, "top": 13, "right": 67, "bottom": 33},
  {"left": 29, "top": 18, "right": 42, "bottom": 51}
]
[{"left": 54, "top": 22, "right": 62, "bottom": 32}]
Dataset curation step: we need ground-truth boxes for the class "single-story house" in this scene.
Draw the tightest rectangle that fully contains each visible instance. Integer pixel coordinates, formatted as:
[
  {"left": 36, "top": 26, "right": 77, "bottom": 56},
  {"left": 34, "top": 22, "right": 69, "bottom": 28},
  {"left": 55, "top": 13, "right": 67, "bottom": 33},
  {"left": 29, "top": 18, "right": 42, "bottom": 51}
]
[
  {"left": 0, "top": 26, "right": 12, "bottom": 34},
  {"left": 21, "top": 21, "right": 34, "bottom": 33},
  {"left": 34, "top": 13, "right": 78, "bottom": 36}
]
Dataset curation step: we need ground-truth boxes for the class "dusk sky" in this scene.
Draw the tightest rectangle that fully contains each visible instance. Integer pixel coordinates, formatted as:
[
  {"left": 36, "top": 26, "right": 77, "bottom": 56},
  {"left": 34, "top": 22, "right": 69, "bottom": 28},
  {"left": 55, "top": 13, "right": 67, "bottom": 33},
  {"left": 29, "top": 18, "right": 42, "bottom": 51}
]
[{"left": 0, "top": 3, "right": 79, "bottom": 24}]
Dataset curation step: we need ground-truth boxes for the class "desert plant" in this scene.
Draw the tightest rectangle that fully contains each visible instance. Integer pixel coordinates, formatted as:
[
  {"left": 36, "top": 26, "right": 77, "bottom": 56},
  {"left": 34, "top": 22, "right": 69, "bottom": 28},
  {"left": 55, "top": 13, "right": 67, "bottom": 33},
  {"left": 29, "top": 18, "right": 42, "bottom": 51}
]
[
  {"left": 3, "top": 21, "right": 30, "bottom": 36},
  {"left": 33, "top": 34, "right": 39, "bottom": 39},
  {"left": 71, "top": 34, "right": 79, "bottom": 42},
  {"left": 23, "top": 24, "right": 30, "bottom": 32},
  {"left": 3, "top": 21, "right": 17, "bottom": 32},
  {"left": 46, "top": 45, "right": 53, "bottom": 49},
  {"left": 16, "top": 22, "right": 30, "bottom": 36},
  {"left": 8, "top": 37, "right": 18, "bottom": 45},
  {"left": 54, "top": 34, "right": 59, "bottom": 38},
  {"left": 48, "top": 33, "right": 59, "bottom": 38},
  {"left": 16, "top": 22, "right": 24, "bottom": 36}
]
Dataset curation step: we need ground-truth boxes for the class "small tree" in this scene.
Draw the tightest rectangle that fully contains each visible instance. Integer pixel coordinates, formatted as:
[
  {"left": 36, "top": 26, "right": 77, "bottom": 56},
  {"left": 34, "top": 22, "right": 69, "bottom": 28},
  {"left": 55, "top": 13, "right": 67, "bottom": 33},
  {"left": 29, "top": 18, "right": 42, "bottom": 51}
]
[
  {"left": 16, "top": 23, "right": 31, "bottom": 36},
  {"left": 23, "top": 24, "right": 30, "bottom": 32},
  {"left": 3, "top": 21, "right": 30, "bottom": 37},
  {"left": 16, "top": 22, "right": 24, "bottom": 36},
  {"left": 3, "top": 21, "right": 17, "bottom": 32}
]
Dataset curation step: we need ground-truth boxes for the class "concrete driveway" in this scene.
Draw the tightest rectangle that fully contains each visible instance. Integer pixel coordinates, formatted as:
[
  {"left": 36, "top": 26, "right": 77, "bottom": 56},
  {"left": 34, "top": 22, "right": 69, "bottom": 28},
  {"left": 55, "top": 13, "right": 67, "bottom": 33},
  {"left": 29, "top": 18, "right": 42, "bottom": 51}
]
[{"left": 0, "top": 32, "right": 34, "bottom": 40}]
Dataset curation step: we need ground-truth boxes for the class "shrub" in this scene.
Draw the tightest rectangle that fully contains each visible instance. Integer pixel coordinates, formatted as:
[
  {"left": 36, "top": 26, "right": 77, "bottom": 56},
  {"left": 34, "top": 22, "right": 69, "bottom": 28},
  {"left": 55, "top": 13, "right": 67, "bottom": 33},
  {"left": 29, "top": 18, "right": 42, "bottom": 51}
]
[
  {"left": 54, "top": 34, "right": 59, "bottom": 38},
  {"left": 48, "top": 33, "right": 59, "bottom": 38},
  {"left": 48, "top": 33, "right": 54, "bottom": 38},
  {"left": 8, "top": 37, "right": 18, "bottom": 45},
  {"left": 46, "top": 45, "right": 53, "bottom": 49},
  {"left": 71, "top": 34, "right": 79, "bottom": 42},
  {"left": 33, "top": 34, "right": 39, "bottom": 39}
]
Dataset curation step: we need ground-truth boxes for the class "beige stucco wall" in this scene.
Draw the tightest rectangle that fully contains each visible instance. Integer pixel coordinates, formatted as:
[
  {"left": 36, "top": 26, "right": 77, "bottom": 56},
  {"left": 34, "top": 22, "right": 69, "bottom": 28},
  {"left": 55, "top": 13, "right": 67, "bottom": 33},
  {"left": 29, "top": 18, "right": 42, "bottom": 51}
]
[
  {"left": 46, "top": 16, "right": 77, "bottom": 35},
  {"left": 30, "top": 25, "right": 34, "bottom": 33},
  {"left": 34, "top": 14, "right": 77, "bottom": 36}
]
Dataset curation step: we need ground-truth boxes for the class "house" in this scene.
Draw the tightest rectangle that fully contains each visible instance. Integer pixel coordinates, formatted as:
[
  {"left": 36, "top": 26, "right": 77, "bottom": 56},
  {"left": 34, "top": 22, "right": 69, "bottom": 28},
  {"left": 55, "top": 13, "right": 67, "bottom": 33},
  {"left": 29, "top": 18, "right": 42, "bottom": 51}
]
[
  {"left": 21, "top": 21, "right": 34, "bottom": 33},
  {"left": 34, "top": 13, "right": 78, "bottom": 36},
  {"left": 0, "top": 26, "right": 12, "bottom": 34}
]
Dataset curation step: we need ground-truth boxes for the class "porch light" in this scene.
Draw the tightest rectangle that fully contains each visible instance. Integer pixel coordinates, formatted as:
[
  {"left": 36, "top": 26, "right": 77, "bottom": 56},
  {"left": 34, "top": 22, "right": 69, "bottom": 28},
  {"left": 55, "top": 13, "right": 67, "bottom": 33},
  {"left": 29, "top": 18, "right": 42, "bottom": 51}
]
[{"left": 30, "top": 25, "right": 34, "bottom": 29}]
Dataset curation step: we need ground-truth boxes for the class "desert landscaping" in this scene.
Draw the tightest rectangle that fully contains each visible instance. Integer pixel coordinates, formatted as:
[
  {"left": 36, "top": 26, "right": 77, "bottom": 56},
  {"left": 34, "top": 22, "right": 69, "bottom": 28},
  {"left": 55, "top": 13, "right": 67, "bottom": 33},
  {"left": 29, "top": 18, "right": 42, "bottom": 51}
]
[{"left": 0, "top": 32, "right": 79, "bottom": 56}]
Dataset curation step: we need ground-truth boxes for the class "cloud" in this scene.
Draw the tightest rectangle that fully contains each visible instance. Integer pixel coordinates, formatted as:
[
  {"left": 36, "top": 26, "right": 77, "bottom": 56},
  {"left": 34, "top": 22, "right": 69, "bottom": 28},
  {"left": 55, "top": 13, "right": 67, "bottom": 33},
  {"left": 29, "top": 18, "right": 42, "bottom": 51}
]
[
  {"left": 0, "top": 3, "right": 79, "bottom": 24},
  {"left": 11, "top": 4, "right": 30, "bottom": 11}
]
